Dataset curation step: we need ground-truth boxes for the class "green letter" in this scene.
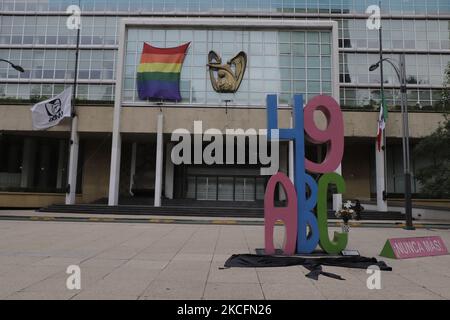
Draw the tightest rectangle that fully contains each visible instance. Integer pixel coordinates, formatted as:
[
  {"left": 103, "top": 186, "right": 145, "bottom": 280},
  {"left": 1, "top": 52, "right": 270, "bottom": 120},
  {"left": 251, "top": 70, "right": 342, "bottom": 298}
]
[{"left": 318, "top": 173, "right": 348, "bottom": 254}]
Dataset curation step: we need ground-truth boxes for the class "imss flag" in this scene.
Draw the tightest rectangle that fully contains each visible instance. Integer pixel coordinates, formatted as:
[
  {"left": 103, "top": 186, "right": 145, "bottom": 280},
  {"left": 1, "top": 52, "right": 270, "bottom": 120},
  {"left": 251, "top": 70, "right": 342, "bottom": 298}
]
[{"left": 31, "top": 87, "right": 72, "bottom": 130}]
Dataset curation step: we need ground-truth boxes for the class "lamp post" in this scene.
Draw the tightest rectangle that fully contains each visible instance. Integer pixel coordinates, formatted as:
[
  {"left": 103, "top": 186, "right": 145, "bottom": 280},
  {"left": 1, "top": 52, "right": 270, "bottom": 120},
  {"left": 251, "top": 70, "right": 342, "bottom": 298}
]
[
  {"left": 0, "top": 59, "right": 25, "bottom": 73},
  {"left": 369, "top": 54, "right": 415, "bottom": 230}
]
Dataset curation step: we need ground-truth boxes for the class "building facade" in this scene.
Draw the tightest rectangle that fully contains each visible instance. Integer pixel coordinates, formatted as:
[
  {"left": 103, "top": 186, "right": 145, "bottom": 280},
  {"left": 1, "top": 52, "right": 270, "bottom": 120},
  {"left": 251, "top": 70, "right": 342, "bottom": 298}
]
[{"left": 0, "top": 0, "right": 449, "bottom": 209}]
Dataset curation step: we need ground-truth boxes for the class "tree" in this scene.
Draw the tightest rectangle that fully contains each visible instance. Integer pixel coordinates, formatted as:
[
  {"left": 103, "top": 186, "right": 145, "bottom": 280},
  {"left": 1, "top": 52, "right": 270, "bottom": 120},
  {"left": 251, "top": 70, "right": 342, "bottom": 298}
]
[
  {"left": 413, "top": 63, "right": 450, "bottom": 198},
  {"left": 414, "top": 114, "right": 450, "bottom": 198},
  {"left": 441, "top": 62, "right": 450, "bottom": 110}
]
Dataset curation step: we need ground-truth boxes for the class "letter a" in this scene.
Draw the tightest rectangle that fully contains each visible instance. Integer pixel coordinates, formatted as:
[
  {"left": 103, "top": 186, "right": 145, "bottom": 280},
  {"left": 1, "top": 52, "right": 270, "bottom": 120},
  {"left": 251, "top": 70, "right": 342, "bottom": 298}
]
[
  {"left": 264, "top": 172, "right": 298, "bottom": 255},
  {"left": 66, "top": 265, "right": 81, "bottom": 290}
]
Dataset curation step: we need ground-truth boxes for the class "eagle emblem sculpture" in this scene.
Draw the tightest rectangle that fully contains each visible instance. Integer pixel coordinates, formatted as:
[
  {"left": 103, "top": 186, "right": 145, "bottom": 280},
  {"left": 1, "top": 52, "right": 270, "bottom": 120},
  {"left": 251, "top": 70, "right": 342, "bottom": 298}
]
[{"left": 207, "top": 51, "right": 247, "bottom": 93}]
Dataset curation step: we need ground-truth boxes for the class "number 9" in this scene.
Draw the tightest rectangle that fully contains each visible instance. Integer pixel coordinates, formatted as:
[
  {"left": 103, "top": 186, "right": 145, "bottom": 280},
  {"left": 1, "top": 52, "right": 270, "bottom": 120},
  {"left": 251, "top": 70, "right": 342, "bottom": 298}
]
[{"left": 304, "top": 95, "right": 344, "bottom": 174}]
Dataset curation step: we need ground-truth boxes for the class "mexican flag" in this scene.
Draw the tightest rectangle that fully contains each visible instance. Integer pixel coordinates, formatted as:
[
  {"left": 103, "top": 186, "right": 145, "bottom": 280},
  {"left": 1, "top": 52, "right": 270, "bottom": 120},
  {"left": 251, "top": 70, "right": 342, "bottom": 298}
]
[{"left": 377, "top": 92, "right": 388, "bottom": 152}]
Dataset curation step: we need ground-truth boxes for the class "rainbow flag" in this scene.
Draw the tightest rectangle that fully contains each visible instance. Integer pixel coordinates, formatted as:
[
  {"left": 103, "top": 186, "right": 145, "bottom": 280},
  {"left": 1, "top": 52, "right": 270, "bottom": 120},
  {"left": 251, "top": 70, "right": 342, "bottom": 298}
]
[{"left": 137, "top": 42, "right": 190, "bottom": 101}]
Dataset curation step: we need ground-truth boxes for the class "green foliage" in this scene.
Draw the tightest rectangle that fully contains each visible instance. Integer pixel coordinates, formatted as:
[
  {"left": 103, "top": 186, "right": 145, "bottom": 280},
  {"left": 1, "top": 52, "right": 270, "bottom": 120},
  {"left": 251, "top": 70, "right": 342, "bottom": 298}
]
[
  {"left": 414, "top": 114, "right": 450, "bottom": 198},
  {"left": 441, "top": 62, "right": 450, "bottom": 110},
  {"left": 416, "top": 62, "right": 450, "bottom": 198}
]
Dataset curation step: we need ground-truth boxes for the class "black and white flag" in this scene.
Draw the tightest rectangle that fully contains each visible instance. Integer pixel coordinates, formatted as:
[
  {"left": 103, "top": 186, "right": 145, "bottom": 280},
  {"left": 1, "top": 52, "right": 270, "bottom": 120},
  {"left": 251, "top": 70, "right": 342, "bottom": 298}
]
[{"left": 31, "top": 87, "right": 72, "bottom": 130}]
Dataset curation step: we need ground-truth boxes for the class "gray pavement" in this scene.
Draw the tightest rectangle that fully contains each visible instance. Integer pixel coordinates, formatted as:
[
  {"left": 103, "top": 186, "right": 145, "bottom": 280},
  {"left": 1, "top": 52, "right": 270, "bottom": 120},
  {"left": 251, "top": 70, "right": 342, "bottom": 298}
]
[
  {"left": 0, "top": 219, "right": 449, "bottom": 300},
  {"left": 2, "top": 209, "right": 450, "bottom": 228}
]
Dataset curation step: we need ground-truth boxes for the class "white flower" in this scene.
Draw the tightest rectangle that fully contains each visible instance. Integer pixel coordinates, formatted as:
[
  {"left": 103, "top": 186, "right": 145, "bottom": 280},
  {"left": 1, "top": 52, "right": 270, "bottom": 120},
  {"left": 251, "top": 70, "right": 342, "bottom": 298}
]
[{"left": 343, "top": 200, "right": 354, "bottom": 210}]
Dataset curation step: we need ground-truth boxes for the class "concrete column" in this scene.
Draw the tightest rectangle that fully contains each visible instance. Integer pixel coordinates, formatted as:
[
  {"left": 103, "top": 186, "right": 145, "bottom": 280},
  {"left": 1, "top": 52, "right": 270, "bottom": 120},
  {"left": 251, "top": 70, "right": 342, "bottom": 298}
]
[
  {"left": 154, "top": 113, "right": 164, "bottom": 207},
  {"left": 66, "top": 116, "right": 79, "bottom": 204},
  {"left": 108, "top": 132, "right": 122, "bottom": 206},
  {"left": 164, "top": 142, "right": 174, "bottom": 199},
  {"left": 375, "top": 141, "right": 388, "bottom": 212},
  {"left": 129, "top": 142, "right": 137, "bottom": 196},
  {"left": 56, "top": 139, "right": 66, "bottom": 190},
  {"left": 108, "top": 18, "right": 125, "bottom": 206},
  {"left": 21, "top": 138, "right": 36, "bottom": 188},
  {"left": 289, "top": 116, "right": 294, "bottom": 183},
  {"left": 333, "top": 165, "right": 343, "bottom": 211}
]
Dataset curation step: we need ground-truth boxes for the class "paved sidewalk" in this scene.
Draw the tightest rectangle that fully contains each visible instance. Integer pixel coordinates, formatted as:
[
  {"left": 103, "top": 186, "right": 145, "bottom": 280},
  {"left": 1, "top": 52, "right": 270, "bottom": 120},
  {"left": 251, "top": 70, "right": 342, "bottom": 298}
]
[
  {"left": 0, "top": 220, "right": 449, "bottom": 300},
  {"left": 2, "top": 209, "right": 450, "bottom": 228}
]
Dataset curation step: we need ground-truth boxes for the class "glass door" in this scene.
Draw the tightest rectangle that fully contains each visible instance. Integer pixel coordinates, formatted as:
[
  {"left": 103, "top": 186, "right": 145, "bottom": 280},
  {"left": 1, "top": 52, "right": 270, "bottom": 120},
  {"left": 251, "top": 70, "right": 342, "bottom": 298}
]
[
  {"left": 195, "top": 176, "right": 217, "bottom": 200},
  {"left": 218, "top": 177, "right": 234, "bottom": 201},
  {"left": 235, "top": 177, "right": 256, "bottom": 202},
  {"left": 184, "top": 173, "right": 267, "bottom": 202}
]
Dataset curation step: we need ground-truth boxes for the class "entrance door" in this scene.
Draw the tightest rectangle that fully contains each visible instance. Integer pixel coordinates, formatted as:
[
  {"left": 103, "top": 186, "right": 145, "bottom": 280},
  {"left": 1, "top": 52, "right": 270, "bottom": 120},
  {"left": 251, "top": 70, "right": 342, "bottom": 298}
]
[
  {"left": 218, "top": 177, "right": 234, "bottom": 201},
  {"left": 131, "top": 143, "right": 155, "bottom": 196},
  {"left": 196, "top": 176, "right": 217, "bottom": 200},
  {"left": 184, "top": 174, "right": 267, "bottom": 202},
  {"left": 234, "top": 177, "right": 256, "bottom": 201}
]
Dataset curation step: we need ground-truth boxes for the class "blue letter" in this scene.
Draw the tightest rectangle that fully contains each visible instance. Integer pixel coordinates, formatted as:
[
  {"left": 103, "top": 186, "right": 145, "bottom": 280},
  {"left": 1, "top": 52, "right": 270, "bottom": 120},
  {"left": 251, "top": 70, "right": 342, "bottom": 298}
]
[{"left": 266, "top": 95, "right": 319, "bottom": 254}]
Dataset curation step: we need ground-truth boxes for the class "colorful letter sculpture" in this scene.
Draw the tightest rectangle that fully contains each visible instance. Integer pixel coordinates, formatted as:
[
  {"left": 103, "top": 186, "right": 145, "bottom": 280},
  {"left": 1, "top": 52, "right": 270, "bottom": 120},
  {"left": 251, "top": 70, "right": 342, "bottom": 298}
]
[
  {"left": 265, "top": 94, "right": 348, "bottom": 255},
  {"left": 264, "top": 172, "right": 298, "bottom": 256}
]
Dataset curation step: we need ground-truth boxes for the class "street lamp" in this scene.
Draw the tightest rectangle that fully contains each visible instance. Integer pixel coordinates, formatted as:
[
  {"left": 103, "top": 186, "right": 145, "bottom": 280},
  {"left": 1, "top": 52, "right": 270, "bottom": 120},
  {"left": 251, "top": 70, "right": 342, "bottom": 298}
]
[
  {"left": 369, "top": 54, "right": 415, "bottom": 230},
  {"left": 0, "top": 59, "right": 25, "bottom": 73}
]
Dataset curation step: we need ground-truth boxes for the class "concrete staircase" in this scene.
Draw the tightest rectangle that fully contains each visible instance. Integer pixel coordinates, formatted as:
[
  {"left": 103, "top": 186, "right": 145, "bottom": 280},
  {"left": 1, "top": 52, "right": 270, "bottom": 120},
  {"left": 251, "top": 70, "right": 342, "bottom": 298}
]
[{"left": 39, "top": 201, "right": 406, "bottom": 220}]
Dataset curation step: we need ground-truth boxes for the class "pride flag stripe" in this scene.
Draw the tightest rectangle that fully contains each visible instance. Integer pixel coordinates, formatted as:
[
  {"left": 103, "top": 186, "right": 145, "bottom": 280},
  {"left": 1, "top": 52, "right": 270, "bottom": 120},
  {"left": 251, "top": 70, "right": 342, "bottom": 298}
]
[
  {"left": 137, "top": 81, "right": 181, "bottom": 100},
  {"left": 137, "top": 63, "right": 183, "bottom": 74},
  {"left": 137, "top": 72, "right": 180, "bottom": 82},
  {"left": 140, "top": 53, "right": 186, "bottom": 64},
  {"left": 142, "top": 42, "right": 190, "bottom": 55}
]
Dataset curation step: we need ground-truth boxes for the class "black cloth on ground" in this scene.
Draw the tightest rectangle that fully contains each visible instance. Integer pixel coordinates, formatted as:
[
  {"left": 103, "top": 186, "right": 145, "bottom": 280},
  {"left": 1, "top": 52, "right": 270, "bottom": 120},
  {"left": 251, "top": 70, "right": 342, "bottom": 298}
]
[{"left": 223, "top": 254, "right": 392, "bottom": 281}]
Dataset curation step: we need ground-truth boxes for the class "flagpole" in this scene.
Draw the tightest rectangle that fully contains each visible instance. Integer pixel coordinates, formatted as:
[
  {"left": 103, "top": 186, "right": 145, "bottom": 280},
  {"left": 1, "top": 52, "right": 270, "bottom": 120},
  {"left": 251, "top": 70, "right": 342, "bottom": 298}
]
[
  {"left": 65, "top": 1, "right": 81, "bottom": 205},
  {"left": 378, "top": 0, "right": 388, "bottom": 211}
]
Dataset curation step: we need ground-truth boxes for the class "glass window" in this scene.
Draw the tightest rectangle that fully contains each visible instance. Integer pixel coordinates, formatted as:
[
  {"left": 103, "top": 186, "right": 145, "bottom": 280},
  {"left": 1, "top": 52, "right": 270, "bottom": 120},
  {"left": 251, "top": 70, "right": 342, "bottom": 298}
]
[
  {"left": 218, "top": 177, "right": 233, "bottom": 201},
  {"left": 0, "top": 135, "right": 77, "bottom": 193},
  {"left": 123, "top": 28, "right": 335, "bottom": 106}
]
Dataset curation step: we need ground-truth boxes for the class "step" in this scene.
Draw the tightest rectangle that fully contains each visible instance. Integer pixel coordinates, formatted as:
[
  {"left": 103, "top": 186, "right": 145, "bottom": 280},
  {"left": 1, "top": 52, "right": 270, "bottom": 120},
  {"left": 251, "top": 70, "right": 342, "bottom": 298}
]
[{"left": 39, "top": 204, "right": 405, "bottom": 220}]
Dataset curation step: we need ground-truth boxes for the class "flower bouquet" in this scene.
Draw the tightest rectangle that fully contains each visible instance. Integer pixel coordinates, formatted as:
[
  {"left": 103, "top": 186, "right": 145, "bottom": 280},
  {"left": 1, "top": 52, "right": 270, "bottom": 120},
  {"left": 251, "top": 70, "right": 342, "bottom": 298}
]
[{"left": 335, "top": 201, "right": 358, "bottom": 233}]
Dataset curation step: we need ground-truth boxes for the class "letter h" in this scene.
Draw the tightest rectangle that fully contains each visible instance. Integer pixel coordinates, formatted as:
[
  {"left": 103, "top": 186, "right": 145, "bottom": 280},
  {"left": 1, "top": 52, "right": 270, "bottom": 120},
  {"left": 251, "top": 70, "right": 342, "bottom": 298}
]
[{"left": 266, "top": 95, "right": 319, "bottom": 254}]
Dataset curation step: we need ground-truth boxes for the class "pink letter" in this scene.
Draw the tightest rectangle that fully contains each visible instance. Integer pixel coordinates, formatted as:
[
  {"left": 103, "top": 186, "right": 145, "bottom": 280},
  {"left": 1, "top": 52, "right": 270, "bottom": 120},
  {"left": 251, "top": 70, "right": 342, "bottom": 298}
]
[
  {"left": 304, "top": 95, "right": 344, "bottom": 173},
  {"left": 264, "top": 172, "right": 298, "bottom": 255}
]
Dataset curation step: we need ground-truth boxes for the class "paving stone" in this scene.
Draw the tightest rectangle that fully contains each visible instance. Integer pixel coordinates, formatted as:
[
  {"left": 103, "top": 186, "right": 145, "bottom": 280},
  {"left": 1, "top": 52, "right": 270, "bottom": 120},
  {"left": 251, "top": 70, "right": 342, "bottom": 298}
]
[
  {"left": 261, "top": 282, "right": 325, "bottom": 300},
  {"left": 141, "top": 280, "right": 206, "bottom": 300},
  {"left": 208, "top": 267, "right": 260, "bottom": 284},
  {"left": 5, "top": 291, "right": 78, "bottom": 300},
  {"left": 204, "top": 282, "right": 264, "bottom": 300}
]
